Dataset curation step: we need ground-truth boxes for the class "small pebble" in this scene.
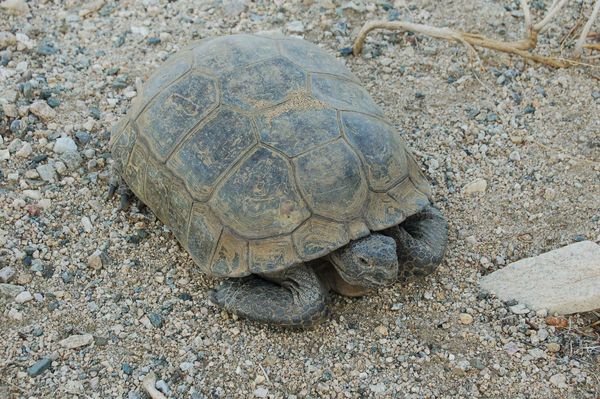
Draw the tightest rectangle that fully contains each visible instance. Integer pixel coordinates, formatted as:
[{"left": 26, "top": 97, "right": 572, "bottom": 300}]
[
  {"left": 122, "top": 363, "right": 134, "bottom": 375},
  {"left": 15, "top": 290, "right": 33, "bottom": 303},
  {"left": 29, "top": 100, "right": 56, "bottom": 121},
  {"left": 0, "top": 149, "right": 10, "bottom": 161},
  {"left": 463, "top": 178, "right": 488, "bottom": 194},
  {"left": 59, "top": 334, "right": 94, "bottom": 349},
  {"left": 509, "top": 303, "right": 530, "bottom": 314},
  {"left": 8, "top": 308, "right": 23, "bottom": 320},
  {"left": 148, "top": 312, "right": 164, "bottom": 328},
  {"left": 549, "top": 373, "right": 567, "bottom": 388},
  {"left": 374, "top": 325, "right": 388, "bottom": 336},
  {"left": 0, "top": 266, "right": 16, "bottom": 283},
  {"left": 254, "top": 387, "right": 268, "bottom": 398},
  {"left": 155, "top": 380, "right": 170, "bottom": 395},
  {"left": 0, "top": 31, "right": 17, "bottom": 49},
  {"left": 75, "top": 131, "right": 91, "bottom": 145},
  {"left": 179, "top": 362, "right": 193, "bottom": 372},
  {"left": 546, "top": 342, "right": 561, "bottom": 353},
  {"left": 81, "top": 216, "right": 93, "bottom": 233},
  {"left": 458, "top": 313, "right": 474, "bottom": 325},
  {"left": 509, "top": 150, "right": 521, "bottom": 161},
  {"left": 147, "top": 37, "right": 161, "bottom": 45},
  {"left": 36, "top": 164, "right": 57, "bottom": 182},
  {"left": 47, "top": 97, "right": 61, "bottom": 108},
  {"left": 53, "top": 137, "right": 78, "bottom": 154},
  {"left": 27, "top": 358, "right": 52, "bottom": 377},
  {"left": 15, "top": 142, "right": 32, "bottom": 158},
  {"left": 369, "top": 383, "right": 386, "bottom": 394},
  {"left": 87, "top": 251, "right": 103, "bottom": 270}
]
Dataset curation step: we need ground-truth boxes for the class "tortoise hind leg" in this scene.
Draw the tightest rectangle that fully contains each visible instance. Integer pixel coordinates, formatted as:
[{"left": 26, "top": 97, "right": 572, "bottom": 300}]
[
  {"left": 385, "top": 204, "right": 448, "bottom": 282},
  {"left": 209, "top": 264, "right": 329, "bottom": 327}
]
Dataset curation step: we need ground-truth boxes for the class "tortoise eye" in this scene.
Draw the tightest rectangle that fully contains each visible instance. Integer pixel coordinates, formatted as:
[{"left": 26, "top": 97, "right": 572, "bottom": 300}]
[{"left": 358, "top": 257, "right": 369, "bottom": 265}]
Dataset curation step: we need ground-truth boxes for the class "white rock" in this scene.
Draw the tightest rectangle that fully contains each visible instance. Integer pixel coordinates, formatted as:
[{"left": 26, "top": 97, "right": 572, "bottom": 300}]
[
  {"left": 81, "top": 216, "right": 93, "bottom": 233},
  {"left": 37, "top": 198, "right": 51, "bottom": 209},
  {"left": 131, "top": 25, "right": 149, "bottom": 37},
  {"left": 463, "top": 178, "right": 487, "bottom": 194},
  {"left": 15, "top": 290, "right": 33, "bottom": 303},
  {"left": 53, "top": 137, "right": 77, "bottom": 154},
  {"left": 8, "top": 308, "right": 22, "bottom": 320},
  {"left": 15, "top": 142, "right": 32, "bottom": 158},
  {"left": 254, "top": 387, "right": 268, "bottom": 398},
  {"left": 2, "top": 89, "right": 18, "bottom": 103},
  {"left": 22, "top": 189, "right": 41, "bottom": 200},
  {"left": 0, "top": 266, "right": 16, "bottom": 283},
  {"left": 29, "top": 101, "right": 56, "bottom": 122},
  {"left": 537, "top": 328, "right": 549, "bottom": 341},
  {"left": 0, "top": 0, "right": 29, "bottom": 15},
  {"left": 64, "top": 380, "right": 84, "bottom": 394},
  {"left": 36, "top": 163, "right": 57, "bottom": 182},
  {"left": 3, "top": 103, "right": 17, "bottom": 117},
  {"left": 527, "top": 348, "right": 546, "bottom": 360},
  {"left": 0, "top": 31, "right": 16, "bottom": 49},
  {"left": 25, "top": 169, "right": 39, "bottom": 179},
  {"left": 549, "top": 373, "right": 567, "bottom": 388},
  {"left": 480, "top": 241, "right": 600, "bottom": 314},
  {"left": 286, "top": 21, "right": 305, "bottom": 33},
  {"left": 59, "top": 334, "right": 94, "bottom": 349},
  {"left": 509, "top": 303, "right": 530, "bottom": 314},
  {"left": 179, "top": 362, "right": 193, "bottom": 371},
  {"left": 54, "top": 161, "right": 67, "bottom": 175},
  {"left": 369, "top": 383, "right": 386, "bottom": 394},
  {"left": 15, "top": 60, "right": 27, "bottom": 72},
  {"left": 8, "top": 138, "right": 22, "bottom": 152},
  {"left": 15, "top": 32, "right": 35, "bottom": 50},
  {"left": 0, "top": 283, "right": 24, "bottom": 298},
  {"left": 0, "top": 149, "right": 9, "bottom": 161},
  {"left": 87, "top": 250, "right": 103, "bottom": 269}
]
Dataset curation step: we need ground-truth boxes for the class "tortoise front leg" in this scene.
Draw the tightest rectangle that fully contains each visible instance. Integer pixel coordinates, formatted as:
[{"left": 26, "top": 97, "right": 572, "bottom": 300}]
[
  {"left": 384, "top": 204, "right": 448, "bottom": 282},
  {"left": 209, "top": 264, "right": 329, "bottom": 327},
  {"left": 107, "top": 164, "right": 134, "bottom": 210}
]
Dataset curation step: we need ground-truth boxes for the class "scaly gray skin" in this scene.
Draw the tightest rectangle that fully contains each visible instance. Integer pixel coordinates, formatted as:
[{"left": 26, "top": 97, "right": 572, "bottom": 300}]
[{"left": 210, "top": 204, "right": 448, "bottom": 327}]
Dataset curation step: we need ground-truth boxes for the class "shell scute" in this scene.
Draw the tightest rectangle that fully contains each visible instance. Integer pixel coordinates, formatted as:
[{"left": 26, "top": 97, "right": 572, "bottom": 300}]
[{"left": 210, "top": 147, "right": 310, "bottom": 239}]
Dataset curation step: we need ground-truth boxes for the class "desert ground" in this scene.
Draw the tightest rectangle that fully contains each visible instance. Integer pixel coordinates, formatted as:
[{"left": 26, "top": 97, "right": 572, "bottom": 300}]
[{"left": 0, "top": 0, "right": 598, "bottom": 398}]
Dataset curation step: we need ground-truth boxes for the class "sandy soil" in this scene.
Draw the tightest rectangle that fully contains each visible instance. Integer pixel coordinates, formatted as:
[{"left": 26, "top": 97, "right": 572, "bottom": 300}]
[{"left": 1, "top": 0, "right": 598, "bottom": 398}]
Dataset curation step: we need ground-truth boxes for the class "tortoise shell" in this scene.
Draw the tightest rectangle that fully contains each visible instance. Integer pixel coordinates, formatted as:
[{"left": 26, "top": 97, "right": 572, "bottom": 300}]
[{"left": 110, "top": 34, "right": 432, "bottom": 278}]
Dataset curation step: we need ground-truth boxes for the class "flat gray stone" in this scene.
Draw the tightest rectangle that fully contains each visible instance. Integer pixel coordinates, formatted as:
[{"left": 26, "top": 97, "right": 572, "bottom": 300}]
[
  {"left": 27, "top": 358, "right": 52, "bottom": 377},
  {"left": 36, "top": 163, "right": 57, "bottom": 182},
  {"left": 479, "top": 241, "right": 600, "bottom": 314},
  {"left": 59, "top": 333, "right": 94, "bottom": 349},
  {"left": 0, "top": 283, "right": 24, "bottom": 298},
  {"left": 0, "top": 266, "right": 16, "bottom": 283}
]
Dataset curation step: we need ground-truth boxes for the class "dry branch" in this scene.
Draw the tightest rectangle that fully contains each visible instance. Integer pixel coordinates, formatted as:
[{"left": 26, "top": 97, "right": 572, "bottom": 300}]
[{"left": 352, "top": 0, "right": 599, "bottom": 68}]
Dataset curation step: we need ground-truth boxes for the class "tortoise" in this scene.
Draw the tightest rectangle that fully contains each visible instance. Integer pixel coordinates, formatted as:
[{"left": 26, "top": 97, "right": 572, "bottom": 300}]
[{"left": 109, "top": 34, "right": 448, "bottom": 327}]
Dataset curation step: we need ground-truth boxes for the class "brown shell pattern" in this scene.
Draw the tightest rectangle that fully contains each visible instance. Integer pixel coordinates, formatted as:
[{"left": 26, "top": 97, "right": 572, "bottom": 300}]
[{"left": 110, "top": 34, "right": 432, "bottom": 277}]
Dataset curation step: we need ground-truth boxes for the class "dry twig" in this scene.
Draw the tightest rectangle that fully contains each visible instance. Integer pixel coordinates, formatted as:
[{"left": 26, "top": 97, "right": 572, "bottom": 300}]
[
  {"left": 574, "top": 0, "right": 600, "bottom": 57},
  {"left": 352, "top": 0, "right": 599, "bottom": 68}
]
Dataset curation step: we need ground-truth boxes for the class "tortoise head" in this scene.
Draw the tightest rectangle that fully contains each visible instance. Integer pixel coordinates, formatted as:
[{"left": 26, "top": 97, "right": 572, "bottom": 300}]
[{"left": 328, "top": 234, "right": 398, "bottom": 289}]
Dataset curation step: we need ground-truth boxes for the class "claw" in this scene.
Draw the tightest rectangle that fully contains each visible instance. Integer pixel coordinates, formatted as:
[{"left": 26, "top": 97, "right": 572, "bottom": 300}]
[
  {"left": 107, "top": 180, "right": 118, "bottom": 201},
  {"left": 118, "top": 191, "right": 131, "bottom": 210}
]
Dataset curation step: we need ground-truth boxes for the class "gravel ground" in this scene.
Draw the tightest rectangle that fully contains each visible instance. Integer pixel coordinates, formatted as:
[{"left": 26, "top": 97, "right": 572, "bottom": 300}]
[{"left": 1, "top": 0, "right": 599, "bottom": 398}]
